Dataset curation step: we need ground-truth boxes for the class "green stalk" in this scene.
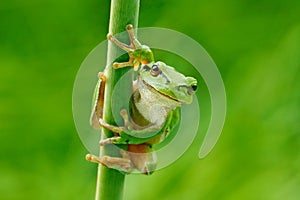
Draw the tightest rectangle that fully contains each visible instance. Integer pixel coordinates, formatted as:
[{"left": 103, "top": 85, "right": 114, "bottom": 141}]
[{"left": 95, "top": 0, "right": 140, "bottom": 199}]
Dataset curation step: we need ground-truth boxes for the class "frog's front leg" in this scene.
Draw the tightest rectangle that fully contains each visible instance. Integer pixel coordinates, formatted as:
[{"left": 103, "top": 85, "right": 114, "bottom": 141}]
[
  {"left": 98, "top": 118, "right": 125, "bottom": 133},
  {"left": 97, "top": 114, "right": 129, "bottom": 146},
  {"left": 107, "top": 24, "right": 142, "bottom": 71},
  {"left": 97, "top": 108, "right": 130, "bottom": 140},
  {"left": 96, "top": 109, "right": 129, "bottom": 146},
  {"left": 98, "top": 109, "right": 161, "bottom": 145},
  {"left": 107, "top": 24, "right": 139, "bottom": 52},
  {"left": 86, "top": 150, "right": 133, "bottom": 173},
  {"left": 112, "top": 57, "right": 135, "bottom": 70}
]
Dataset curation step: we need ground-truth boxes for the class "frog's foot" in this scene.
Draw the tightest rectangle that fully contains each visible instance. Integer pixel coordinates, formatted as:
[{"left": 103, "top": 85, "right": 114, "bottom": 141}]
[
  {"left": 107, "top": 24, "right": 141, "bottom": 52},
  {"left": 107, "top": 24, "right": 143, "bottom": 71},
  {"left": 107, "top": 33, "right": 133, "bottom": 52},
  {"left": 98, "top": 72, "right": 106, "bottom": 81},
  {"left": 98, "top": 118, "right": 125, "bottom": 133},
  {"left": 86, "top": 153, "right": 132, "bottom": 173},
  {"left": 99, "top": 136, "right": 124, "bottom": 146},
  {"left": 112, "top": 57, "right": 134, "bottom": 69},
  {"left": 125, "top": 24, "right": 142, "bottom": 50},
  {"left": 98, "top": 109, "right": 131, "bottom": 133}
]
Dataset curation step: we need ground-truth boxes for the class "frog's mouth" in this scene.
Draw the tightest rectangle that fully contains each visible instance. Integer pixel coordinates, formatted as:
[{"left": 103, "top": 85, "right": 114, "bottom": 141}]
[{"left": 142, "top": 80, "right": 182, "bottom": 103}]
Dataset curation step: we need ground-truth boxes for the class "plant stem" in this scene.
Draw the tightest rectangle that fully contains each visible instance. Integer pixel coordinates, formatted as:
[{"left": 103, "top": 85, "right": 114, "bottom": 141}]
[{"left": 95, "top": 0, "right": 140, "bottom": 200}]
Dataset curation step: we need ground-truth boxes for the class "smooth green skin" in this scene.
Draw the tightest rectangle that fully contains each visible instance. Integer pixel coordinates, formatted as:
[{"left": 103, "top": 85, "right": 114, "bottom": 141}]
[
  {"left": 109, "top": 60, "right": 198, "bottom": 145},
  {"left": 92, "top": 61, "right": 197, "bottom": 146},
  {"left": 139, "top": 61, "right": 197, "bottom": 104}
]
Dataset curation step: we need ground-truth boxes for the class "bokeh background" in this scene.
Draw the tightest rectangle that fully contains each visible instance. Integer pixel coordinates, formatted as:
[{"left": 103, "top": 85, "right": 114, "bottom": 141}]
[{"left": 1, "top": 0, "right": 300, "bottom": 199}]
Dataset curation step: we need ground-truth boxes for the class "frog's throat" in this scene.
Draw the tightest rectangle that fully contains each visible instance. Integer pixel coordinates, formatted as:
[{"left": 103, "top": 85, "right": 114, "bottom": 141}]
[{"left": 141, "top": 80, "right": 182, "bottom": 104}]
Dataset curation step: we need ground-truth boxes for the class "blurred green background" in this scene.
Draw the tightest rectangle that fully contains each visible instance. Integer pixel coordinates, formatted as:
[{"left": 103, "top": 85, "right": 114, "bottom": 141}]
[{"left": 1, "top": 0, "right": 300, "bottom": 199}]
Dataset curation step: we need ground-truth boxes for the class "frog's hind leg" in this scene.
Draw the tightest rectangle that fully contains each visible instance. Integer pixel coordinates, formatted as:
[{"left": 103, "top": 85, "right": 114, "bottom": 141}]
[
  {"left": 90, "top": 72, "right": 107, "bottom": 129},
  {"left": 86, "top": 151, "right": 133, "bottom": 173}
]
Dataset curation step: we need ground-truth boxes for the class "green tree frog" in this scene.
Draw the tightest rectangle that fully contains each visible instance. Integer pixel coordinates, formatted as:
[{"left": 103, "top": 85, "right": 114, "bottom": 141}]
[{"left": 86, "top": 25, "right": 197, "bottom": 175}]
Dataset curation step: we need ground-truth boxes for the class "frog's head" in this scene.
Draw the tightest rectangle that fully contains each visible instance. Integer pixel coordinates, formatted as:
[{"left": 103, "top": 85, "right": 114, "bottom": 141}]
[{"left": 138, "top": 61, "right": 197, "bottom": 104}]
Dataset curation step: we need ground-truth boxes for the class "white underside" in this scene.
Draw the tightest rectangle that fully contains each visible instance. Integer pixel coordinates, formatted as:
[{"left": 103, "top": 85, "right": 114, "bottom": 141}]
[{"left": 134, "top": 80, "right": 180, "bottom": 127}]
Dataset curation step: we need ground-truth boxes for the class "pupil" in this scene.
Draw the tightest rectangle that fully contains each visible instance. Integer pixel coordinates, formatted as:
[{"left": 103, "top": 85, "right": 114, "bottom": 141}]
[
  {"left": 152, "top": 65, "right": 159, "bottom": 71},
  {"left": 191, "top": 84, "right": 197, "bottom": 91}
]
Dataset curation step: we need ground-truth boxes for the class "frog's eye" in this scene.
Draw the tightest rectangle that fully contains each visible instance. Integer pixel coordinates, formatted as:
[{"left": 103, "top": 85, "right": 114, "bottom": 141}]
[
  {"left": 151, "top": 64, "right": 161, "bottom": 77},
  {"left": 152, "top": 64, "right": 159, "bottom": 71},
  {"left": 191, "top": 84, "right": 197, "bottom": 91}
]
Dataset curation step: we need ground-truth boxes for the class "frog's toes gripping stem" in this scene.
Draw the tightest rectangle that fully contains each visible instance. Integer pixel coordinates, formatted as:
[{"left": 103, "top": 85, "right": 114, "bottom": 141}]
[
  {"left": 98, "top": 72, "right": 106, "bottom": 81},
  {"left": 125, "top": 24, "right": 142, "bottom": 49},
  {"left": 86, "top": 153, "right": 133, "bottom": 173},
  {"left": 112, "top": 58, "right": 134, "bottom": 70},
  {"left": 107, "top": 33, "right": 134, "bottom": 52},
  {"left": 99, "top": 136, "right": 123, "bottom": 146},
  {"left": 107, "top": 24, "right": 142, "bottom": 71},
  {"left": 98, "top": 118, "right": 124, "bottom": 133},
  {"left": 97, "top": 109, "right": 133, "bottom": 146},
  {"left": 97, "top": 109, "right": 130, "bottom": 136},
  {"left": 106, "top": 24, "right": 139, "bottom": 51}
]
